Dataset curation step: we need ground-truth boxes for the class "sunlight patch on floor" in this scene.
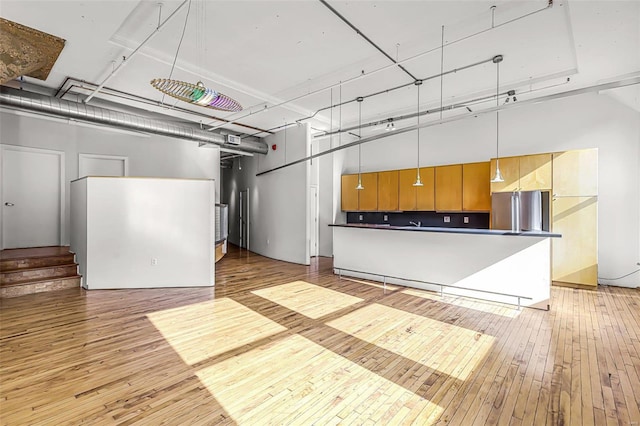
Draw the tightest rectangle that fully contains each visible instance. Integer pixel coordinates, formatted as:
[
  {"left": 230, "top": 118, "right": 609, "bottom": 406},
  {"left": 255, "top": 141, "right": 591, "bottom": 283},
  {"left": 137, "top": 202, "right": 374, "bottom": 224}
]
[
  {"left": 326, "top": 303, "right": 495, "bottom": 381},
  {"left": 147, "top": 298, "right": 287, "bottom": 365},
  {"left": 195, "top": 334, "right": 442, "bottom": 424},
  {"left": 252, "top": 281, "right": 363, "bottom": 319}
]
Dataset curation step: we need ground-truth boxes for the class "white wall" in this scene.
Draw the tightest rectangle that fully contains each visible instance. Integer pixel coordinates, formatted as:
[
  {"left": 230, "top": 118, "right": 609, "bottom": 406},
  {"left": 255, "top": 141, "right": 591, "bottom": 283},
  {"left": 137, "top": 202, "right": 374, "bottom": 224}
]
[
  {"left": 71, "top": 177, "right": 215, "bottom": 289},
  {"left": 223, "top": 123, "right": 310, "bottom": 265},
  {"left": 0, "top": 111, "right": 221, "bottom": 246},
  {"left": 339, "top": 93, "right": 640, "bottom": 287}
]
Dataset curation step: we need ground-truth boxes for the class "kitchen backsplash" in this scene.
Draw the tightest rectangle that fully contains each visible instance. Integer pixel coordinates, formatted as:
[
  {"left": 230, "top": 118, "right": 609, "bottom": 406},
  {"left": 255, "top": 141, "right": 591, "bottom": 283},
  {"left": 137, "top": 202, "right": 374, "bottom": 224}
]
[{"left": 346, "top": 211, "right": 490, "bottom": 229}]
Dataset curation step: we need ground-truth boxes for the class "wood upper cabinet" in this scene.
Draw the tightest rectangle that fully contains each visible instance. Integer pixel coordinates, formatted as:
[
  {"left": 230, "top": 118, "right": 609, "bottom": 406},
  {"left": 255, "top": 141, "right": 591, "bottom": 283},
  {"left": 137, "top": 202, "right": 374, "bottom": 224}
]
[
  {"left": 377, "top": 170, "right": 399, "bottom": 211},
  {"left": 490, "top": 153, "right": 552, "bottom": 192},
  {"left": 398, "top": 169, "right": 418, "bottom": 210},
  {"left": 552, "top": 149, "right": 598, "bottom": 196},
  {"left": 435, "top": 164, "right": 462, "bottom": 211},
  {"left": 519, "top": 153, "right": 552, "bottom": 190},
  {"left": 341, "top": 174, "right": 359, "bottom": 211},
  {"left": 358, "top": 172, "right": 378, "bottom": 211},
  {"left": 490, "top": 157, "right": 520, "bottom": 193},
  {"left": 416, "top": 167, "right": 435, "bottom": 211},
  {"left": 552, "top": 196, "right": 598, "bottom": 286},
  {"left": 398, "top": 167, "right": 435, "bottom": 211},
  {"left": 462, "top": 162, "right": 491, "bottom": 211}
]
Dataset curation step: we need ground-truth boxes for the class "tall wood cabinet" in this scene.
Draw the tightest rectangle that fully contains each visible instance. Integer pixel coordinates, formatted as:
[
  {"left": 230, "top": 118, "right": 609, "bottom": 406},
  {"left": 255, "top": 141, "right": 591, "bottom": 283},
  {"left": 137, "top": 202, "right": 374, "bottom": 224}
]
[{"left": 551, "top": 148, "right": 598, "bottom": 287}]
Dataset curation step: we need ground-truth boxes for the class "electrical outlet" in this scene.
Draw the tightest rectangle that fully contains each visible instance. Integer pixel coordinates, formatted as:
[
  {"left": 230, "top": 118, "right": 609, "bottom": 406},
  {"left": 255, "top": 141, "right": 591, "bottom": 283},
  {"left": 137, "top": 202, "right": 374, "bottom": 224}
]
[
  {"left": 464, "top": 216, "right": 469, "bottom": 224},
  {"left": 359, "top": 215, "right": 363, "bottom": 221},
  {"left": 151, "top": 258, "right": 158, "bottom": 266},
  {"left": 383, "top": 214, "right": 388, "bottom": 221},
  {"left": 444, "top": 216, "right": 451, "bottom": 223}
]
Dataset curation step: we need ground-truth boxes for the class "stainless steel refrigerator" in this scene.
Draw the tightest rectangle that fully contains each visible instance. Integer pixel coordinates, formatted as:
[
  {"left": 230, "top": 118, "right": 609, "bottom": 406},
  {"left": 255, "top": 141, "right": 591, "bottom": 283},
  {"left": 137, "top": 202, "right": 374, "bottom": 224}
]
[{"left": 491, "top": 190, "right": 550, "bottom": 232}]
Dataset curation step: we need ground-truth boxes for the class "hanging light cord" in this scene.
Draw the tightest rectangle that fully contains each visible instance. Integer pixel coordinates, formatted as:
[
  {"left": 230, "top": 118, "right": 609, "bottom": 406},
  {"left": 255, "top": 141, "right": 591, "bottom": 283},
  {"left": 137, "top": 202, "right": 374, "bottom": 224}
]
[
  {"left": 358, "top": 99, "right": 362, "bottom": 176},
  {"left": 162, "top": 0, "right": 192, "bottom": 104},
  {"left": 496, "top": 59, "right": 500, "bottom": 159},
  {"left": 416, "top": 82, "right": 421, "bottom": 174}
]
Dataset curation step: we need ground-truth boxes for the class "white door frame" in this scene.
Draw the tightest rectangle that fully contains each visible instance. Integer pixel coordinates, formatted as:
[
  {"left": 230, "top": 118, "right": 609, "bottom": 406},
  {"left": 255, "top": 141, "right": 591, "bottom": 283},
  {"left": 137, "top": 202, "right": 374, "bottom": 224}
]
[
  {"left": 0, "top": 144, "right": 66, "bottom": 249},
  {"left": 78, "top": 153, "right": 129, "bottom": 178}
]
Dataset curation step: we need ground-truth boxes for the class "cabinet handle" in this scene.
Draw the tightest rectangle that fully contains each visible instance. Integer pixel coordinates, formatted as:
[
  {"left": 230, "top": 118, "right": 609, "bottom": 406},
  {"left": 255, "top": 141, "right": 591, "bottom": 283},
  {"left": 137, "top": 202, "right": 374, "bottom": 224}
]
[{"left": 4, "top": 202, "right": 14, "bottom": 207}]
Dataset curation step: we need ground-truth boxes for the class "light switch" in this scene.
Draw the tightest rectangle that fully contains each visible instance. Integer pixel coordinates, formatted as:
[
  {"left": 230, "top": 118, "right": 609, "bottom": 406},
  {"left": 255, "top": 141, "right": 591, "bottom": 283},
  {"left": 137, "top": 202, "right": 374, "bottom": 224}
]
[{"left": 464, "top": 217, "right": 469, "bottom": 224}]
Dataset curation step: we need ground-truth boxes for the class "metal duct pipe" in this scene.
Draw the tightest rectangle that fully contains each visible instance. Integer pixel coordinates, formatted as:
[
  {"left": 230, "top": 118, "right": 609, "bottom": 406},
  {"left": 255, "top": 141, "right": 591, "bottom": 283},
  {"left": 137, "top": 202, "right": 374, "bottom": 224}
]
[{"left": 0, "top": 87, "right": 268, "bottom": 154}]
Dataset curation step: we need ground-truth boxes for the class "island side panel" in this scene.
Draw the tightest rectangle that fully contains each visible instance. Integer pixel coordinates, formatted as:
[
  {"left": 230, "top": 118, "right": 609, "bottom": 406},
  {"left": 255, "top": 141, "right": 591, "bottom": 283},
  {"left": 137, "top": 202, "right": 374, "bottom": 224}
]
[{"left": 332, "top": 226, "right": 550, "bottom": 309}]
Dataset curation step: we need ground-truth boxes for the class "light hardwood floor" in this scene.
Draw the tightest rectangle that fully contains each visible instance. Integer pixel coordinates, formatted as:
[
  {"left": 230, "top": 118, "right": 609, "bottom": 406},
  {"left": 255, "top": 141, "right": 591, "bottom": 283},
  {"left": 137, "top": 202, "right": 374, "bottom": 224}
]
[{"left": 1, "top": 246, "right": 639, "bottom": 425}]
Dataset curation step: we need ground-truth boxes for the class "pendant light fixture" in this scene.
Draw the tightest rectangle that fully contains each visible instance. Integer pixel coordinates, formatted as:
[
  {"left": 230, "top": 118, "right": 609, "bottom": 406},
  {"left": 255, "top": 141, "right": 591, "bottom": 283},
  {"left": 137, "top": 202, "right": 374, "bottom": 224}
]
[
  {"left": 491, "top": 54, "right": 505, "bottom": 183},
  {"left": 356, "top": 97, "right": 364, "bottom": 190},
  {"left": 413, "top": 80, "right": 424, "bottom": 187}
]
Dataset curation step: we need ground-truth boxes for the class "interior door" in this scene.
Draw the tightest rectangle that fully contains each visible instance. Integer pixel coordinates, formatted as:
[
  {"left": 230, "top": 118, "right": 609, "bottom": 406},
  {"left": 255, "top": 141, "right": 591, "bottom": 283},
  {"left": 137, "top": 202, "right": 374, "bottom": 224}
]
[
  {"left": 1, "top": 145, "right": 63, "bottom": 248},
  {"left": 79, "top": 154, "right": 128, "bottom": 178},
  {"left": 239, "top": 189, "right": 249, "bottom": 249}
]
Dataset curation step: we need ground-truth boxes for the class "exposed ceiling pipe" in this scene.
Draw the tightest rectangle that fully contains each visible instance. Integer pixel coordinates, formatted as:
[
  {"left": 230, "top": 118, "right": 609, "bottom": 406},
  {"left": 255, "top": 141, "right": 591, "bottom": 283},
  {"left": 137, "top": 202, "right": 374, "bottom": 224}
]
[
  {"left": 318, "top": 0, "right": 418, "bottom": 82},
  {"left": 0, "top": 87, "right": 268, "bottom": 154},
  {"left": 256, "top": 75, "right": 639, "bottom": 176},
  {"left": 84, "top": 0, "right": 189, "bottom": 103},
  {"left": 205, "top": 1, "right": 554, "bottom": 132}
]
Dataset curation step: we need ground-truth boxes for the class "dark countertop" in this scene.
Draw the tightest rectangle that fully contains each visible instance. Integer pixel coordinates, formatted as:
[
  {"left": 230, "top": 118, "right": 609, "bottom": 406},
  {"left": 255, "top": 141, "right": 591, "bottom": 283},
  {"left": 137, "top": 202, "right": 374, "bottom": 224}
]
[{"left": 329, "top": 223, "right": 561, "bottom": 238}]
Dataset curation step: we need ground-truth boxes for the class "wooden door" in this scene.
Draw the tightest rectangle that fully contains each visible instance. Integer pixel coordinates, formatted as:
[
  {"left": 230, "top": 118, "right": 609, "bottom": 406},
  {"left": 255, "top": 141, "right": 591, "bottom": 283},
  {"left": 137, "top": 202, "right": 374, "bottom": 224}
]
[
  {"left": 519, "top": 153, "right": 552, "bottom": 190},
  {"left": 552, "top": 196, "right": 597, "bottom": 286},
  {"left": 490, "top": 156, "right": 520, "bottom": 192},
  {"left": 462, "top": 162, "right": 491, "bottom": 211},
  {"left": 416, "top": 167, "right": 435, "bottom": 211},
  {"left": 552, "top": 149, "right": 598, "bottom": 196},
  {"left": 435, "top": 165, "right": 462, "bottom": 211},
  {"left": 398, "top": 169, "right": 417, "bottom": 211},
  {"left": 341, "top": 174, "right": 359, "bottom": 211},
  {"left": 358, "top": 172, "right": 378, "bottom": 211},
  {"left": 377, "top": 170, "right": 399, "bottom": 211}
]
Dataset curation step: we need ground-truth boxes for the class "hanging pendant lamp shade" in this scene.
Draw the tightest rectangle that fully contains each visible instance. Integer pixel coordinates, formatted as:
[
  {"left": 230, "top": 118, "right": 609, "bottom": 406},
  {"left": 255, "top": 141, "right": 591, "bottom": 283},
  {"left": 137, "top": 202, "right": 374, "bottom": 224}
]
[
  {"left": 151, "top": 79, "right": 243, "bottom": 112},
  {"left": 413, "top": 80, "right": 424, "bottom": 187},
  {"left": 356, "top": 97, "right": 364, "bottom": 190},
  {"left": 490, "top": 55, "right": 505, "bottom": 183}
]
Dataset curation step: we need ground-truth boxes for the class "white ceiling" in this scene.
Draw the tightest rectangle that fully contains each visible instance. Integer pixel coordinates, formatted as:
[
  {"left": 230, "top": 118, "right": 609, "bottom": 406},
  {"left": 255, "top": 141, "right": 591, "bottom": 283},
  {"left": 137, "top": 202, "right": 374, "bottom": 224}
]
[{"left": 1, "top": 0, "right": 638, "bottom": 138}]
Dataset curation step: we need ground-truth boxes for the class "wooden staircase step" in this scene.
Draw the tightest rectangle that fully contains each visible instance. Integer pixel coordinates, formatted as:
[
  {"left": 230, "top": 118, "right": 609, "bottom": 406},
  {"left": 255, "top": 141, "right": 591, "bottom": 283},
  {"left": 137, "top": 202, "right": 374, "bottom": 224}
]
[
  {"left": 0, "top": 275, "right": 82, "bottom": 298},
  {"left": 1, "top": 253, "right": 76, "bottom": 271},
  {"left": 0, "top": 264, "right": 78, "bottom": 284}
]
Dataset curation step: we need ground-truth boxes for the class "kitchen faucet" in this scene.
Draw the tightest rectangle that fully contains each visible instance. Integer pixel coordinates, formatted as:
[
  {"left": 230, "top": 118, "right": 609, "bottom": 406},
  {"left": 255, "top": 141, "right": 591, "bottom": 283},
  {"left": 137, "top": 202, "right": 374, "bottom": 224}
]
[{"left": 409, "top": 221, "right": 422, "bottom": 227}]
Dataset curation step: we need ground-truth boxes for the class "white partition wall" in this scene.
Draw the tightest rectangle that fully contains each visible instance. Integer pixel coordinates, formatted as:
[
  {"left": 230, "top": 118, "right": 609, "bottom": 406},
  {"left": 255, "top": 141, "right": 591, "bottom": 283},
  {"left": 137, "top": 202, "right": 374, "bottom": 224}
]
[{"left": 71, "top": 177, "right": 215, "bottom": 289}]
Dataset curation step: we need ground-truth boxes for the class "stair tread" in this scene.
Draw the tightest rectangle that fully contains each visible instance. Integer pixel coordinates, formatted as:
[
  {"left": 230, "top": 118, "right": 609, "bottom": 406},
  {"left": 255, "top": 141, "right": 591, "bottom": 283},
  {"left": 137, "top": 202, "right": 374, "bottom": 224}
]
[
  {"left": 1, "top": 263, "right": 78, "bottom": 274},
  {"left": 0, "top": 246, "right": 74, "bottom": 261},
  {"left": 0, "top": 275, "right": 82, "bottom": 287}
]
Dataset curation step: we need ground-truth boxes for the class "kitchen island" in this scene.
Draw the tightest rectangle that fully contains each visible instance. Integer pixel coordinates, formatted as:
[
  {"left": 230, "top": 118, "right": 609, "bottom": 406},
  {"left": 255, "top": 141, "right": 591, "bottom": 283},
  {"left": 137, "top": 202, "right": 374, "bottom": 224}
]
[{"left": 330, "top": 224, "right": 561, "bottom": 310}]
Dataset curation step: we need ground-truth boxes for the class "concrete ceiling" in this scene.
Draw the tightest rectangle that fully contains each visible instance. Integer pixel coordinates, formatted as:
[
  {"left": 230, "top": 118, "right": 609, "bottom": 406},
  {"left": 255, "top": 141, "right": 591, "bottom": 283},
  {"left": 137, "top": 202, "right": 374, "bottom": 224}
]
[{"left": 1, "top": 0, "right": 638, "bottom": 139}]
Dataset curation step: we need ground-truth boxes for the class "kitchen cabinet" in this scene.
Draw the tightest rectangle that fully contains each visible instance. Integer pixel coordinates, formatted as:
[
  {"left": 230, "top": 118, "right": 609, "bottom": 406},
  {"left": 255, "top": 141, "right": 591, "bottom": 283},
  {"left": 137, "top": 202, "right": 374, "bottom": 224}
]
[
  {"left": 416, "top": 167, "right": 435, "bottom": 211},
  {"left": 490, "top": 157, "right": 520, "bottom": 192},
  {"left": 519, "top": 153, "right": 552, "bottom": 190},
  {"left": 377, "top": 170, "right": 399, "bottom": 211},
  {"left": 552, "top": 196, "right": 597, "bottom": 286},
  {"left": 341, "top": 174, "right": 359, "bottom": 211},
  {"left": 341, "top": 173, "right": 378, "bottom": 211},
  {"left": 462, "top": 162, "right": 491, "bottom": 211},
  {"left": 435, "top": 164, "right": 462, "bottom": 211},
  {"left": 358, "top": 172, "right": 378, "bottom": 211},
  {"left": 490, "top": 153, "right": 552, "bottom": 193},
  {"left": 398, "top": 167, "right": 434, "bottom": 211},
  {"left": 552, "top": 149, "right": 598, "bottom": 196}
]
